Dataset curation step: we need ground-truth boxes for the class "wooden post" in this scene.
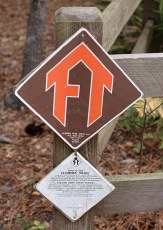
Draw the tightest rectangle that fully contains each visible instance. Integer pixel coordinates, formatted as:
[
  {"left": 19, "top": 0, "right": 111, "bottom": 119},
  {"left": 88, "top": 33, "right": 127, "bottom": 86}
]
[{"left": 53, "top": 7, "right": 103, "bottom": 230}]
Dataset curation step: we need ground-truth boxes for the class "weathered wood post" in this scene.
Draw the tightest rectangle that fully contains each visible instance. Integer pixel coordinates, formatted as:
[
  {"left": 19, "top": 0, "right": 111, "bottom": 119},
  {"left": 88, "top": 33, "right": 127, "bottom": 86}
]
[
  {"left": 52, "top": 2, "right": 143, "bottom": 228},
  {"left": 53, "top": 7, "right": 103, "bottom": 229}
]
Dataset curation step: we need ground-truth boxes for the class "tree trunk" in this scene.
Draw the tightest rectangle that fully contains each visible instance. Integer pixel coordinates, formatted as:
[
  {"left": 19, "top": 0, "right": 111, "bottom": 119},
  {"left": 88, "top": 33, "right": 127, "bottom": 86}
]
[
  {"left": 22, "top": 0, "right": 48, "bottom": 78},
  {"left": 5, "top": 0, "right": 48, "bottom": 109}
]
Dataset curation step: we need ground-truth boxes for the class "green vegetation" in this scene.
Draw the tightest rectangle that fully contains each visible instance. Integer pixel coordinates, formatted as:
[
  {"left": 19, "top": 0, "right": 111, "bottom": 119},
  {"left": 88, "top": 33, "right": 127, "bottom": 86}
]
[
  {"left": 96, "top": 0, "right": 111, "bottom": 11},
  {"left": 28, "top": 220, "right": 46, "bottom": 230},
  {"left": 154, "top": 0, "right": 163, "bottom": 21},
  {"left": 119, "top": 99, "right": 163, "bottom": 151},
  {"left": 154, "top": 0, "right": 163, "bottom": 35},
  {"left": 15, "top": 214, "right": 30, "bottom": 230},
  {"left": 15, "top": 214, "right": 46, "bottom": 230},
  {"left": 118, "top": 106, "right": 143, "bottom": 132}
]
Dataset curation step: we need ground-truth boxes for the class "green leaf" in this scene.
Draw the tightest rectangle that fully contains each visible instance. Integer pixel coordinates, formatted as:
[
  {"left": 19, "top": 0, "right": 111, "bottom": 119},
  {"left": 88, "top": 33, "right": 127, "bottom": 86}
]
[
  {"left": 159, "top": 142, "right": 163, "bottom": 149},
  {"left": 38, "top": 224, "right": 46, "bottom": 230},
  {"left": 133, "top": 143, "right": 145, "bottom": 153},
  {"left": 28, "top": 227, "right": 38, "bottom": 230},
  {"left": 15, "top": 213, "right": 21, "bottom": 223},
  {"left": 28, "top": 220, "right": 46, "bottom": 230},
  {"left": 33, "top": 220, "right": 41, "bottom": 227}
]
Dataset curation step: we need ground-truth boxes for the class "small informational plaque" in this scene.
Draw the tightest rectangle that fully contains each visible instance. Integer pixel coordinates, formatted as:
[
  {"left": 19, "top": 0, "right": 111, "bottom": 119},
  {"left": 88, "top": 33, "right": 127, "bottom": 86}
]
[{"left": 35, "top": 152, "right": 114, "bottom": 222}]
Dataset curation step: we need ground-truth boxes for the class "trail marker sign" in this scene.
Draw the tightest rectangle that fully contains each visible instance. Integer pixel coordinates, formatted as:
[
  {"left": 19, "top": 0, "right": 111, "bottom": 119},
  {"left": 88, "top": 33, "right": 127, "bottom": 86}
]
[
  {"left": 15, "top": 28, "right": 143, "bottom": 149},
  {"left": 35, "top": 152, "right": 114, "bottom": 221}
]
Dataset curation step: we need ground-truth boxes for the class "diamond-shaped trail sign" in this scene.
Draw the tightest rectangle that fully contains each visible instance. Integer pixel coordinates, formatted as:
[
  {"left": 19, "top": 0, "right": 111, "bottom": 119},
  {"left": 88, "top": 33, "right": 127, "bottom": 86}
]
[
  {"left": 15, "top": 28, "right": 143, "bottom": 149},
  {"left": 35, "top": 152, "right": 115, "bottom": 222}
]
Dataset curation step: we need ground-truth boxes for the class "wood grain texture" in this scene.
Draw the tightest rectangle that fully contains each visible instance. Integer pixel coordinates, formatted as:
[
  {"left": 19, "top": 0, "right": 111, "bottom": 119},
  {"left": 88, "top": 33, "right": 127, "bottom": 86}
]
[
  {"left": 98, "top": 117, "right": 119, "bottom": 155},
  {"left": 53, "top": 7, "right": 102, "bottom": 230},
  {"left": 95, "top": 173, "right": 163, "bottom": 214},
  {"left": 102, "top": 0, "right": 141, "bottom": 51},
  {"left": 55, "top": 7, "right": 103, "bottom": 47},
  {"left": 132, "top": 20, "right": 154, "bottom": 53},
  {"left": 111, "top": 53, "right": 163, "bottom": 98}
]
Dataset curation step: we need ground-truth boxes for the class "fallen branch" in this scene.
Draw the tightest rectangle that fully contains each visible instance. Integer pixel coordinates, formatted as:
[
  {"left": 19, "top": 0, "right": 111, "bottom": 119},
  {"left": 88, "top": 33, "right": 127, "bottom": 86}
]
[{"left": 0, "top": 136, "right": 12, "bottom": 144}]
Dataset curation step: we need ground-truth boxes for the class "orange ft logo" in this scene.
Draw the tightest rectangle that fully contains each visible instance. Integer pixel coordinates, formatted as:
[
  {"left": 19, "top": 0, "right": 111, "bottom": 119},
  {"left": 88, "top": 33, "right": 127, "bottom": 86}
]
[{"left": 46, "top": 43, "right": 114, "bottom": 127}]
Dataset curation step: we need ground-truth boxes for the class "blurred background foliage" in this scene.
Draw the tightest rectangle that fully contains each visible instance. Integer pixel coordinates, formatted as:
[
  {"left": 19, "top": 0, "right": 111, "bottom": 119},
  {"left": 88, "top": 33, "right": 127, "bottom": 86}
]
[{"left": 97, "top": 0, "right": 163, "bottom": 52}]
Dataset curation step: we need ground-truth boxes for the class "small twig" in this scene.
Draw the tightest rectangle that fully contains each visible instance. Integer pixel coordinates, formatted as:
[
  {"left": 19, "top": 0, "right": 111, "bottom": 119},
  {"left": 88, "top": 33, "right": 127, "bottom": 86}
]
[
  {"left": 129, "top": 101, "right": 163, "bottom": 131},
  {"left": 146, "top": 101, "right": 163, "bottom": 117},
  {"left": 137, "top": 99, "right": 147, "bottom": 174},
  {"left": 98, "top": 153, "right": 121, "bottom": 175}
]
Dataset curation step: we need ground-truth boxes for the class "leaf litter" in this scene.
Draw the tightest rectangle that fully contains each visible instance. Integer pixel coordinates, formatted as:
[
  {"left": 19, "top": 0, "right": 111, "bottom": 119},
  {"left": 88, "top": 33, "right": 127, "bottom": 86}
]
[{"left": 0, "top": 0, "right": 162, "bottom": 229}]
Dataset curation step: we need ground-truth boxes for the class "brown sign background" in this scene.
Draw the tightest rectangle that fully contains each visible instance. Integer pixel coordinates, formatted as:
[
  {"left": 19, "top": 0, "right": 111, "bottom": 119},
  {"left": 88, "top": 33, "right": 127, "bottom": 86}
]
[{"left": 15, "top": 28, "right": 143, "bottom": 149}]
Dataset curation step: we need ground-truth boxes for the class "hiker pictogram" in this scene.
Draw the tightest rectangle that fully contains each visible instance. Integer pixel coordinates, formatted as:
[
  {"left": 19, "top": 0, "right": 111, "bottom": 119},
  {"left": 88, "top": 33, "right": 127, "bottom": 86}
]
[{"left": 73, "top": 157, "right": 79, "bottom": 166}]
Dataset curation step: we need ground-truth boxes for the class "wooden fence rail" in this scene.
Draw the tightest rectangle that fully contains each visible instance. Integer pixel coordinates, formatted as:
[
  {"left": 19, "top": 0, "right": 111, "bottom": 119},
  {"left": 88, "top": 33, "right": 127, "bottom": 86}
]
[
  {"left": 102, "top": 0, "right": 142, "bottom": 51},
  {"left": 112, "top": 53, "right": 163, "bottom": 98},
  {"left": 53, "top": 0, "right": 163, "bottom": 229},
  {"left": 96, "top": 173, "right": 163, "bottom": 214}
]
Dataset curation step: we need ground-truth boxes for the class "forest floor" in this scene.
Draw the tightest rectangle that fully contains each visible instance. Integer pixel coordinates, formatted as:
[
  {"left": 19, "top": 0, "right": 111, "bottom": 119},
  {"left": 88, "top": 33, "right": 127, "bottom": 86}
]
[{"left": 0, "top": 0, "right": 163, "bottom": 229}]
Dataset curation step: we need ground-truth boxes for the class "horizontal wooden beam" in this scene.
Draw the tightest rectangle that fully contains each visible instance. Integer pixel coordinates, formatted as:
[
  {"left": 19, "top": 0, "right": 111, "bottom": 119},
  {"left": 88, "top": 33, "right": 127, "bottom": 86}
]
[
  {"left": 95, "top": 173, "right": 163, "bottom": 214},
  {"left": 111, "top": 53, "right": 163, "bottom": 98},
  {"left": 102, "top": 0, "right": 142, "bottom": 51}
]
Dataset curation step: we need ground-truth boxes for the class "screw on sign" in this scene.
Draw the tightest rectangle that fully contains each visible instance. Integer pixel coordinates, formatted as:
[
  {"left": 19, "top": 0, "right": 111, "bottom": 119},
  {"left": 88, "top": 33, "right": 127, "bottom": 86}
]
[{"left": 15, "top": 28, "right": 143, "bottom": 149}]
